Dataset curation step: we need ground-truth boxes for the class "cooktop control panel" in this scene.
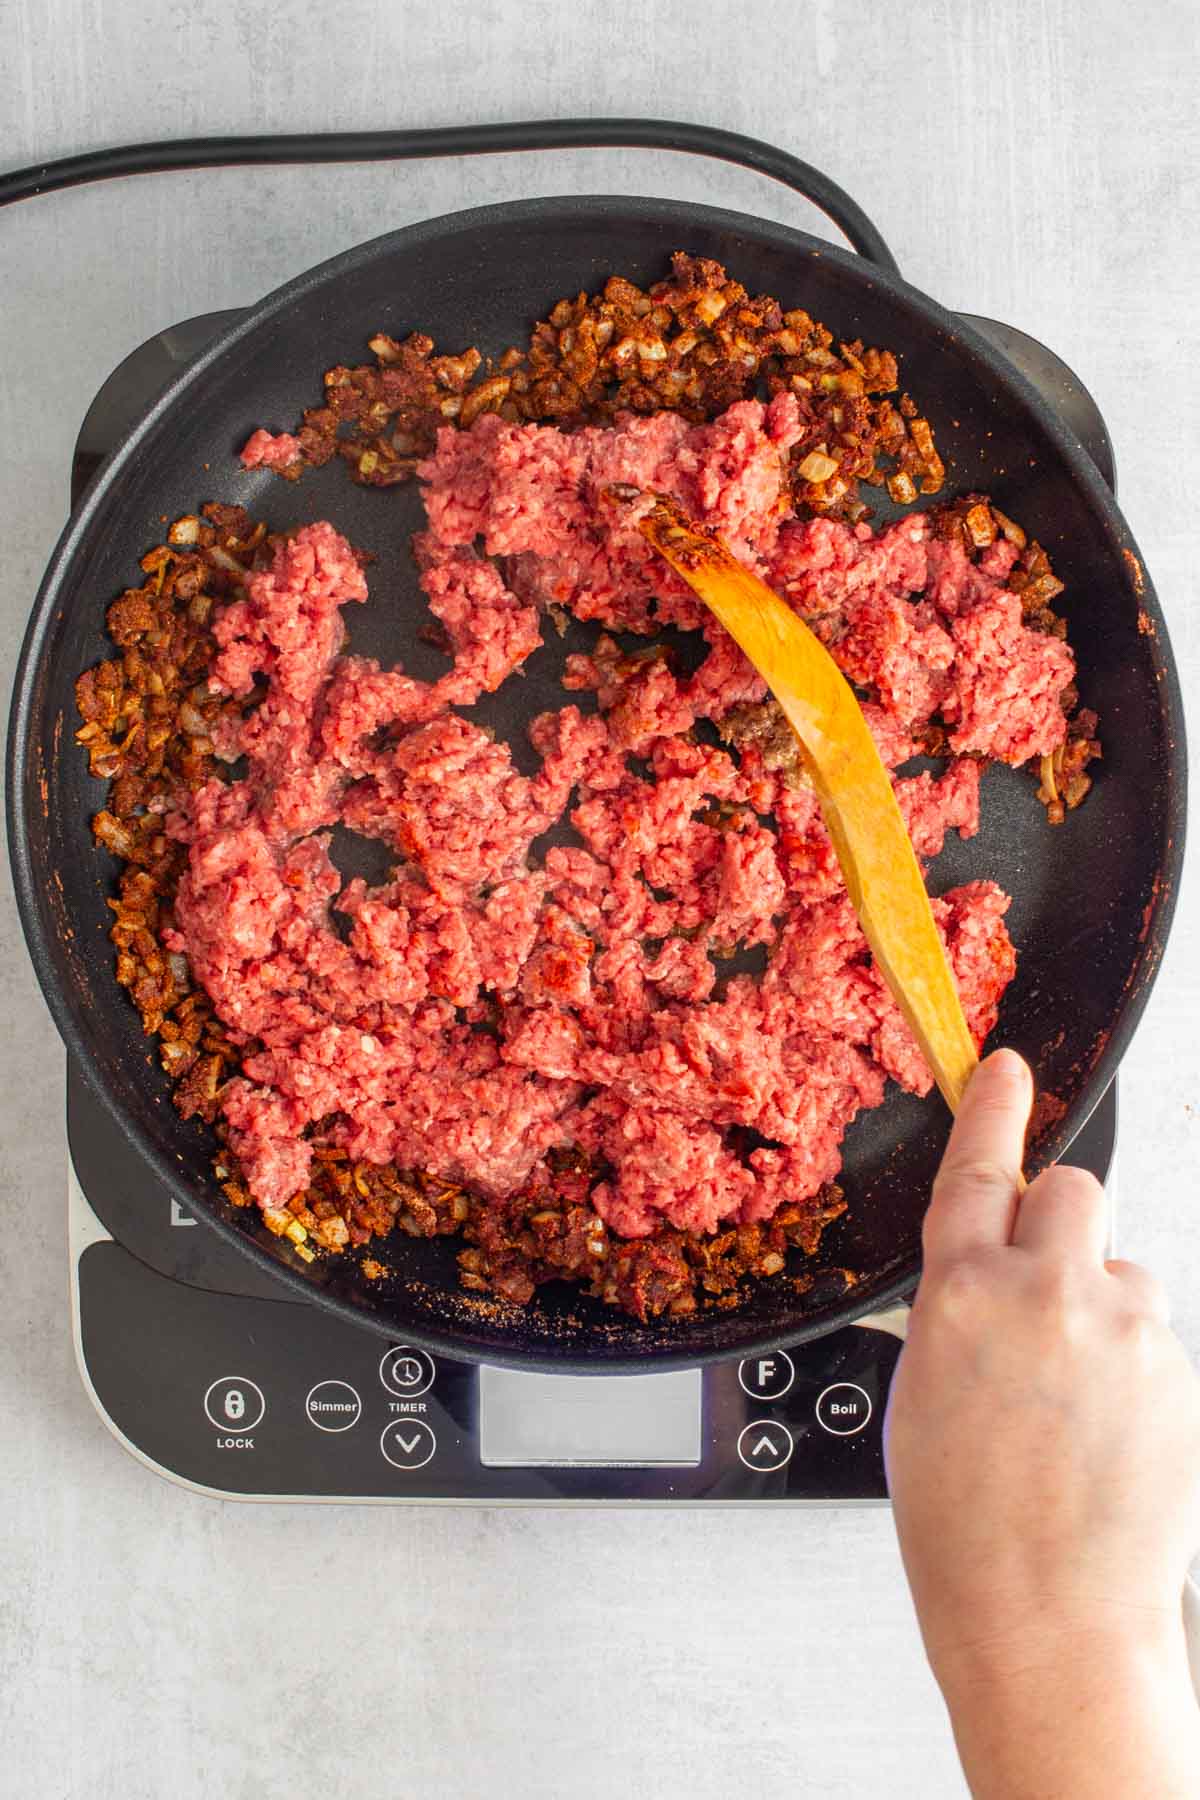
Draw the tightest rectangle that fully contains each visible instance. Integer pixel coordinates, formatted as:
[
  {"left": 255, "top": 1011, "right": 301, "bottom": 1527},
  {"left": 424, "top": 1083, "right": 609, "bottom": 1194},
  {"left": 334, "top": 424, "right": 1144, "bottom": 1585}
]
[
  {"left": 69, "top": 1062, "right": 1115, "bottom": 1505},
  {"left": 74, "top": 1233, "right": 899, "bottom": 1503},
  {"left": 70, "top": 1063, "right": 904, "bottom": 1503}
]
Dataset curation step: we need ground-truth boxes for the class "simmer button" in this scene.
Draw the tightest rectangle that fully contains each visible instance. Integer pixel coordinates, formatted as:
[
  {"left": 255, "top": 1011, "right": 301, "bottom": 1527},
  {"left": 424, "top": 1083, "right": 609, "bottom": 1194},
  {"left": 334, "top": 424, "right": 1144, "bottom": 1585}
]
[{"left": 305, "top": 1380, "right": 363, "bottom": 1433}]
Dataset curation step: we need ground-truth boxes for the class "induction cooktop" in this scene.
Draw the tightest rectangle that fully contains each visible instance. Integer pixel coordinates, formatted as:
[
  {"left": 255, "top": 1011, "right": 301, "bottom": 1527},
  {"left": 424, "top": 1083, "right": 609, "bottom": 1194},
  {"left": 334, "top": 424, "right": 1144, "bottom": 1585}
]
[{"left": 68, "top": 304, "right": 1118, "bottom": 1503}]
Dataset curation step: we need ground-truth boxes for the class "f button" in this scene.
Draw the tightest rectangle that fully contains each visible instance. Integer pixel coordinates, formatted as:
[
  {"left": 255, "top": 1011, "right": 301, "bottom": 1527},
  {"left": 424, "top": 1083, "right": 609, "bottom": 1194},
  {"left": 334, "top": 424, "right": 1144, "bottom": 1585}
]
[{"left": 738, "top": 1351, "right": 795, "bottom": 1401}]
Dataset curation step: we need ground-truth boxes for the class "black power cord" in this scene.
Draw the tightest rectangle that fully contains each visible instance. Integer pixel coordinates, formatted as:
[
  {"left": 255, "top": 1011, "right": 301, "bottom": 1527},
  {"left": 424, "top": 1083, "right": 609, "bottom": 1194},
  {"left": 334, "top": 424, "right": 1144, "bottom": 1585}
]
[{"left": 0, "top": 117, "right": 898, "bottom": 273}]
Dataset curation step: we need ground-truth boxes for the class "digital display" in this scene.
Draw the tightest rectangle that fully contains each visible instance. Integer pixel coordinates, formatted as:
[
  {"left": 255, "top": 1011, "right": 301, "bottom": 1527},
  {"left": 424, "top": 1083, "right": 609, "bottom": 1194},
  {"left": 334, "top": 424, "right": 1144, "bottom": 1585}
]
[{"left": 479, "top": 1366, "right": 703, "bottom": 1468}]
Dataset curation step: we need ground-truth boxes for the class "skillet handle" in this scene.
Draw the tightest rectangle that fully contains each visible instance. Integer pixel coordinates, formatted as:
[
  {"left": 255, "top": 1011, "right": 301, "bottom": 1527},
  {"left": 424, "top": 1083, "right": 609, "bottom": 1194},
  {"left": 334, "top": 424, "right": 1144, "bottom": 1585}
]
[
  {"left": 0, "top": 120, "right": 902, "bottom": 275},
  {"left": 1184, "top": 1575, "right": 1200, "bottom": 1700},
  {"left": 857, "top": 1303, "right": 910, "bottom": 1341}
]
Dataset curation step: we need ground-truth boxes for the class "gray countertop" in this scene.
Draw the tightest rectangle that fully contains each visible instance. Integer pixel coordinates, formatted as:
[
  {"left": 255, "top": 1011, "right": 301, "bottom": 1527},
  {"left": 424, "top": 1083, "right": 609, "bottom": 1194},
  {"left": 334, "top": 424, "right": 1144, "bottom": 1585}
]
[{"left": 2, "top": 3, "right": 1198, "bottom": 1794}]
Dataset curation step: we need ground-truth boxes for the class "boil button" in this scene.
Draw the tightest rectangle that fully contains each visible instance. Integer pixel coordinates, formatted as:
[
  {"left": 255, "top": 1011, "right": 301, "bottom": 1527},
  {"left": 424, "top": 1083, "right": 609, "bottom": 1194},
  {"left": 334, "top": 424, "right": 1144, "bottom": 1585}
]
[{"left": 815, "top": 1383, "right": 872, "bottom": 1436}]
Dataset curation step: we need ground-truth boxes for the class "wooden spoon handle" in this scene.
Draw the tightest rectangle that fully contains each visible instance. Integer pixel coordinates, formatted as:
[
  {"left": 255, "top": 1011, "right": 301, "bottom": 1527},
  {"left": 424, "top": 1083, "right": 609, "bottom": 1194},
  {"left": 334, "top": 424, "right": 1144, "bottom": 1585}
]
[{"left": 637, "top": 495, "right": 979, "bottom": 1114}]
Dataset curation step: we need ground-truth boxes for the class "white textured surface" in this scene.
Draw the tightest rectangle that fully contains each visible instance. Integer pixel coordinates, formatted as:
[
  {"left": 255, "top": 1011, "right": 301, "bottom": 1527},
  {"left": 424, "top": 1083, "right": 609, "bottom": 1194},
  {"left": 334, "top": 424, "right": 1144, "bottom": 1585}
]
[{"left": 2, "top": 3, "right": 1198, "bottom": 1795}]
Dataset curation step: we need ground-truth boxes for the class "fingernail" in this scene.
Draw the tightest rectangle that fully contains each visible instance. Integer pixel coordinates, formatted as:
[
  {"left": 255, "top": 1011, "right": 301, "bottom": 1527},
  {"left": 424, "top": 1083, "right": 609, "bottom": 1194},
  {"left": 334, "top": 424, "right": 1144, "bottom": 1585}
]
[{"left": 985, "top": 1047, "right": 1030, "bottom": 1082}]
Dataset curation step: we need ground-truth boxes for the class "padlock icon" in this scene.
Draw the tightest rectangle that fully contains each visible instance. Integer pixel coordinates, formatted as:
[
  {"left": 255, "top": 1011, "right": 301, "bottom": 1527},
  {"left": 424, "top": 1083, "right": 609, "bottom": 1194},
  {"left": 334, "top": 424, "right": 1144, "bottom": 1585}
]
[{"left": 204, "top": 1377, "right": 265, "bottom": 1432}]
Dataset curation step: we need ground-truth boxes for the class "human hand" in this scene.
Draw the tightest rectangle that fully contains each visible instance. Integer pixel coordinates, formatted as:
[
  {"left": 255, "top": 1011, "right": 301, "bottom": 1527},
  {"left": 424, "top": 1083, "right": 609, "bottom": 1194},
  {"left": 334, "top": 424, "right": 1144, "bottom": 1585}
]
[{"left": 886, "top": 1049, "right": 1200, "bottom": 1796}]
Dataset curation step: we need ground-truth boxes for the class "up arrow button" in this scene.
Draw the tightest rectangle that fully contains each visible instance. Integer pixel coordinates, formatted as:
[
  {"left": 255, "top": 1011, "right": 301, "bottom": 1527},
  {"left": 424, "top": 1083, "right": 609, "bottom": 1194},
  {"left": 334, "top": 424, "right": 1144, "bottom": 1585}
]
[{"left": 736, "top": 1420, "right": 794, "bottom": 1472}]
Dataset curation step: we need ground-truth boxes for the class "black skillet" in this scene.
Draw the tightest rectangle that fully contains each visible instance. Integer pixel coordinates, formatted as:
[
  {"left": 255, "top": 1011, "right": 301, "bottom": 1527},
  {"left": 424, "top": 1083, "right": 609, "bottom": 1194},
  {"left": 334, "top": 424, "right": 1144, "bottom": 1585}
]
[{"left": 6, "top": 123, "right": 1185, "bottom": 1370}]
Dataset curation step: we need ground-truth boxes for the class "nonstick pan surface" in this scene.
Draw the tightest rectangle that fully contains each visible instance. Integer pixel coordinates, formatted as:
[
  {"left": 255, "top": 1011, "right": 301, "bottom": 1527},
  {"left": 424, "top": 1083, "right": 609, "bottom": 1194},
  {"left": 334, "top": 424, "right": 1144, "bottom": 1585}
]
[{"left": 8, "top": 194, "right": 1185, "bottom": 1369}]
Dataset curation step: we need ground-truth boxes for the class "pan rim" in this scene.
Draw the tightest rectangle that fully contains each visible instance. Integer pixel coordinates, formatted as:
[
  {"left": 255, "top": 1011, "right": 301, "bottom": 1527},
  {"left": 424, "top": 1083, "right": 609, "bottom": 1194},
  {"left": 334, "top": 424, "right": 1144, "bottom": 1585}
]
[{"left": 8, "top": 192, "right": 1187, "bottom": 1369}]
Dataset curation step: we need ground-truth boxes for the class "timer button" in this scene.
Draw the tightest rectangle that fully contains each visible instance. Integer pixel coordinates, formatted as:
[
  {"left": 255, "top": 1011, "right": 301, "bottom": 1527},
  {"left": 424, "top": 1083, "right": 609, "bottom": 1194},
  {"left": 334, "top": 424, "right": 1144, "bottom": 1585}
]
[{"left": 379, "top": 1346, "right": 436, "bottom": 1397}]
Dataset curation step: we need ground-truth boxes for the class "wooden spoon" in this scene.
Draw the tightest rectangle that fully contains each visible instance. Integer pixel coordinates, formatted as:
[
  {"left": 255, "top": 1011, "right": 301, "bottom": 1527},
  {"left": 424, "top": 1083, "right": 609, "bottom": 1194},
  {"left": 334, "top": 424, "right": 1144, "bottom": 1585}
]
[{"left": 636, "top": 493, "right": 979, "bottom": 1116}]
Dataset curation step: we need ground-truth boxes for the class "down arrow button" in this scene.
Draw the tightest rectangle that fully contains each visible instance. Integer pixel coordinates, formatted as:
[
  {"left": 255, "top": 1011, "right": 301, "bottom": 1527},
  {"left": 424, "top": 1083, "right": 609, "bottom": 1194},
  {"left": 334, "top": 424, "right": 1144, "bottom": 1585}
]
[{"left": 380, "top": 1418, "right": 437, "bottom": 1471}]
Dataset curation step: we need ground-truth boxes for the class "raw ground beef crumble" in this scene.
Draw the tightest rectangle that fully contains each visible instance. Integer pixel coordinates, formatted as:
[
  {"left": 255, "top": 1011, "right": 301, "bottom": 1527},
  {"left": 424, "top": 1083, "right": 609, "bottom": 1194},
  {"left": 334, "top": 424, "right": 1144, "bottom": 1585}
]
[
  {"left": 77, "top": 259, "right": 1098, "bottom": 1320},
  {"left": 175, "top": 401, "right": 1040, "bottom": 1233}
]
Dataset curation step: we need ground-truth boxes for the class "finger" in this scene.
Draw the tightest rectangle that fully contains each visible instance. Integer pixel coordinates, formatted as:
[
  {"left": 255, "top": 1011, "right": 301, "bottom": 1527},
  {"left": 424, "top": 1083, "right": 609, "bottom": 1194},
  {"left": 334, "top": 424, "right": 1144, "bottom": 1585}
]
[
  {"left": 1011, "top": 1163, "right": 1108, "bottom": 1261},
  {"left": 1106, "top": 1258, "right": 1172, "bottom": 1324},
  {"left": 924, "top": 1049, "right": 1032, "bottom": 1264}
]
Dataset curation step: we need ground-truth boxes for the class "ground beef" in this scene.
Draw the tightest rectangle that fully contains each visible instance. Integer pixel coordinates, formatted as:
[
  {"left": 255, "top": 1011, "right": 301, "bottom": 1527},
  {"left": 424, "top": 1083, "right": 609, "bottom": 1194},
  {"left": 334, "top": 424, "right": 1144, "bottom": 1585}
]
[
  {"left": 239, "top": 427, "right": 303, "bottom": 475},
  {"left": 164, "top": 394, "right": 1030, "bottom": 1250}
]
